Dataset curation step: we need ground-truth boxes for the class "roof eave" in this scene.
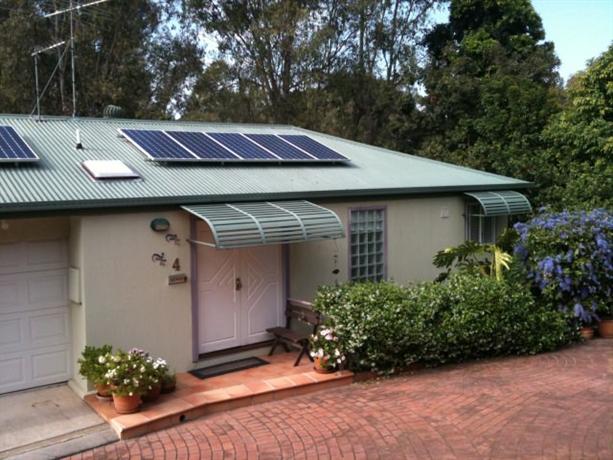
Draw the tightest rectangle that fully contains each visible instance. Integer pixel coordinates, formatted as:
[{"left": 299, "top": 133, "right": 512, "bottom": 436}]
[{"left": 0, "top": 182, "right": 534, "bottom": 215}]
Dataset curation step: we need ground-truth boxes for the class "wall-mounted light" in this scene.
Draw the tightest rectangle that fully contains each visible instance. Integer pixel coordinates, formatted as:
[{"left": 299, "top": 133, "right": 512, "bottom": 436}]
[
  {"left": 165, "top": 233, "right": 179, "bottom": 244},
  {"left": 150, "top": 218, "right": 170, "bottom": 232}
]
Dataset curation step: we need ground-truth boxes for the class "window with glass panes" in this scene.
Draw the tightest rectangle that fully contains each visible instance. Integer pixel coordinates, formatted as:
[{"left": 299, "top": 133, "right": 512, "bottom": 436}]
[
  {"left": 466, "top": 203, "right": 497, "bottom": 243},
  {"left": 350, "top": 208, "right": 386, "bottom": 282}
]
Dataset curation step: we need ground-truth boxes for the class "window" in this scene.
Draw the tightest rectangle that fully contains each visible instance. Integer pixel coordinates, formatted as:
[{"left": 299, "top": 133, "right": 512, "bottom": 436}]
[
  {"left": 466, "top": 203, "right": 497, "bottom": 243},
  {"left": 350, "top": 208, "right": 386, "bottom": 282}
]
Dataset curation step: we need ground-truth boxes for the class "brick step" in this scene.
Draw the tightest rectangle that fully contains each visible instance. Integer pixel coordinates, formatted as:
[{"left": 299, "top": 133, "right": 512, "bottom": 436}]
[{"left": 86, "top": 369, "right": 354, "bottom": 440}]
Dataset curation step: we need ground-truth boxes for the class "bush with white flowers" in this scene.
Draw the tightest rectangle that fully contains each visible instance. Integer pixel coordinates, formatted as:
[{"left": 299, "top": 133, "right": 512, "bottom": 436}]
[{"left": 309, "top": 326, "right": 346, "bottom": 371}]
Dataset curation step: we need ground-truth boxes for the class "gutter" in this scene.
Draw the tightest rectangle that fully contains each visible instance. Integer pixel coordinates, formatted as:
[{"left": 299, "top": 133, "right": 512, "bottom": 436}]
[{"left": 0, "top": 182, "right": 534, "bottom": 216}]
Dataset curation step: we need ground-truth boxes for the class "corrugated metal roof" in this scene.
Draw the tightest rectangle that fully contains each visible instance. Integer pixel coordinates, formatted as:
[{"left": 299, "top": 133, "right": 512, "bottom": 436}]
[{"left": 0, "top": 114, "right": 531, "bottom": 214}]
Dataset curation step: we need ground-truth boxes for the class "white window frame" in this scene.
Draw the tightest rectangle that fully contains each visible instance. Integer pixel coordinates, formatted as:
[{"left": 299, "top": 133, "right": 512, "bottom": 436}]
[
  {"left": 466, "top": 202, "right": 497, "bottom": 244},
  {"left": 349, "top": 207, "right": 387, "bottom": 282}
]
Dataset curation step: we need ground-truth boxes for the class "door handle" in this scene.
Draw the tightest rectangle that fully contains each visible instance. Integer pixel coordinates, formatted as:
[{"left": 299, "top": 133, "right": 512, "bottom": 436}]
[{"left": 235, "top": 277, "right": 242, "bottom": 291}]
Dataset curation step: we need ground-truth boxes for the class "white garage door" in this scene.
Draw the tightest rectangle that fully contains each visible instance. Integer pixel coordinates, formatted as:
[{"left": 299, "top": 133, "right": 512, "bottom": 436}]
[{"left": 0, "top": 239, "right": 71, "bottom": 394}]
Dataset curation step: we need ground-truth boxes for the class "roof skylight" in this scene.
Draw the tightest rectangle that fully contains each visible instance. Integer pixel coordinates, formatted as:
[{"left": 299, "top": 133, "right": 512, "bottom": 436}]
[{"left": 82, "top": 160, "right": 140, "bottom": 180}]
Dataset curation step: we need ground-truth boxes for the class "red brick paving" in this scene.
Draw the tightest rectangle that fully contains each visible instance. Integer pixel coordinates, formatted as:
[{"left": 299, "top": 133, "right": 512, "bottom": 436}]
[{"left": 68, "top": 340, "right": 612, "bottom": 459}]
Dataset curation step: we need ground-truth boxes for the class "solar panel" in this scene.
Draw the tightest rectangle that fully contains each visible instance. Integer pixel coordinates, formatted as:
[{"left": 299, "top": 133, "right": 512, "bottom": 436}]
[
  {"left": 207, "top": 133, "right": 278, "bottom": 160},
  {"left": 0, "top": 126, "right": 39, "bottom": 162},
  {"left": 165, "top": 131, "right": 240, "bottom": 160},
  {"left": 279, "top": 135, "right": 347, "bottom": 161},
  {"left": 245, "top": 134, "right": 315, "bottom": 160},
  {"left": 120, "top": 129, "right": 195, "bottom": 160}
]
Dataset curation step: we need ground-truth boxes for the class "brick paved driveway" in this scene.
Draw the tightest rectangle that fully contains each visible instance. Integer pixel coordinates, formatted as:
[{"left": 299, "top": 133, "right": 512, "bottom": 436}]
[{"left": 70, "top": 340, "right": 612, "bottom": 459}]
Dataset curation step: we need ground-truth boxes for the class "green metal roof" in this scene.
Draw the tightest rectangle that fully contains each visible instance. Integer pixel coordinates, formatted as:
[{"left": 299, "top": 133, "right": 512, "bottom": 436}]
[
  {"left": 183, "top": 200, "right": 345, "bottom": 248},
  {"left": 465, "top": 191, "right": 532, "bottom": 216},
  {"left": 0, "top": 114, "right": 531, "bottom": 214}
]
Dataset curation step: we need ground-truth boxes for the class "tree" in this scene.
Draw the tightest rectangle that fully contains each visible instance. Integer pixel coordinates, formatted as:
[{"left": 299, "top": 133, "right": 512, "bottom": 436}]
[
  {"left": 183, "top": 0, "right": 436, "bottom": 151},
  {"left": 420, "top": 0, "right": 562, "bottom": 203},
  {"left": 0, "top": 1, "right": 200, "bottom": 118},
  {"left": 539, "top": 46, "right": 613, "bottom": 210}
]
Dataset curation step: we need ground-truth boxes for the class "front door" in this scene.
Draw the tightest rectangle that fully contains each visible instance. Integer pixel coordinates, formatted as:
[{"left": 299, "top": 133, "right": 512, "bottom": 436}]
[{"left": 196, "top": 225, "right": 284, "bottom": 354}]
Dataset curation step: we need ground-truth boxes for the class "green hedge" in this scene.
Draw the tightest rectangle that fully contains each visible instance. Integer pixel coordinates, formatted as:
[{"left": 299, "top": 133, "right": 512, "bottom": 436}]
[{"left": 314, "top": 273, "right": 577, "bottom": 374}]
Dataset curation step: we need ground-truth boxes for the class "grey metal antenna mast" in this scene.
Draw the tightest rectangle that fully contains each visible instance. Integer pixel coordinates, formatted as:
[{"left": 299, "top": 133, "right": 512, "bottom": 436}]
[
  {"left": 31, "top": 41, "right": 67, "bottom": 120},
  {"left": 43, "top": 0, "right": 110, "bottom": 118}
]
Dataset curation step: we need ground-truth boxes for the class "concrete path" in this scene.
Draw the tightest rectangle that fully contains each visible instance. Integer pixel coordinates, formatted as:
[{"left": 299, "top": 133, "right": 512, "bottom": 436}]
[
  {"left": 70, "top": 340, "right": 612, "bottom": 459},
  {"left": 0, "top": 384, "right": 114, "bottom": 459}
]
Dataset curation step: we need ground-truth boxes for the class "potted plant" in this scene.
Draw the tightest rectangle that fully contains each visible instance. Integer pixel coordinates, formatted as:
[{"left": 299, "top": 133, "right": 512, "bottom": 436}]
[
  {"left": 141, "top": 355, "right": 168, "bottom": 403},
  {"left": 309, "top": 326, "right": 345, "bottom": 373},
  {"left": 161, "top": 372, "right": 177, "bottom": 394},
  {"left": 580, "top": 322, "right": 595, "bottom": 340},
  {"left": 104, "top": 349, "right": 151, "bottom": 414},
  {"left": 597, "top": 304, "right": 613, "bottom": 338},
  {"left": 77, "top": 345, "right": 113, "bottom": 399}
]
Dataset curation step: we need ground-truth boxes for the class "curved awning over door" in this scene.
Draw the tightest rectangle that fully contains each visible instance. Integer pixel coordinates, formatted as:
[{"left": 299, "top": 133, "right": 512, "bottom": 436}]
[
  {"left": 182, "top": 200, "right": 345, "bottom": 248},
  {"left": 464, "top": 190, "right": 532, "bottom": 216}
]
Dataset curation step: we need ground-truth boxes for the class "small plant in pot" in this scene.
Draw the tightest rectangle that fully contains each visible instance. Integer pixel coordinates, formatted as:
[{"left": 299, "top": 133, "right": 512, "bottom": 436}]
[
  {"left": 161, "top": 371, "right": 176, "bottom": 394},
  {"left": 597, "top": 304, "right": 613, "bottom": 339},
  {"left": 140, "top": 353, "right": 169, "bottom": 403},
  {"left": 78, "top": 345, "right": 113, "bottom": 399},
  {"left": 104, "top": 349, "right": 152, "bottom": 414},
  {"left": 309, "top": 326, "right": 345, "bottom": 374}
]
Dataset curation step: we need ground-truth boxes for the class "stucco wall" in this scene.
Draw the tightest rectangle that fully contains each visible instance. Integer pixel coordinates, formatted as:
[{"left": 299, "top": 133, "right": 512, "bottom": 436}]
[
  {"left": 78, "top": 211, "right": 193, "bottom": 378},
  {"left": 289, "top": 196, "right": 468, "bottom": 301}
]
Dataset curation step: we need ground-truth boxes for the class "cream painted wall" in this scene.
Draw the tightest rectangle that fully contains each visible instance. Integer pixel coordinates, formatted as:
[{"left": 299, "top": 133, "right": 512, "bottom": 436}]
[
  {"left": 78, "top": 211, "right": 193, "bottom": 377},
  {"left": 289, "top": 196, "right": 467, "bottom": 301},
  {"left": 0, "top": 217, "right": 69, "bottom": 242}
]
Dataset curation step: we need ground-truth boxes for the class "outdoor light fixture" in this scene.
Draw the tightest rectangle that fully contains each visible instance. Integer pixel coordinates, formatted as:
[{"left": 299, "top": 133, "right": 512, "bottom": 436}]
[{"left": 150, "top": 218, "right": 170, "bottom": 232}]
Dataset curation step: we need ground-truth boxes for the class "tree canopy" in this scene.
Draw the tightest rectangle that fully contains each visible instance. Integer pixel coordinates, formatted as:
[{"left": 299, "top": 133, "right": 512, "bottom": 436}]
[{"left": 0, "top": 0, "right": 609, "bottom": 211}]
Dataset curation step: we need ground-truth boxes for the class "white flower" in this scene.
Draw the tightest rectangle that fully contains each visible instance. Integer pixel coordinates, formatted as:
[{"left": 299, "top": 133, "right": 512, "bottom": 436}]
[
  {"left": 128, "top": 392, "right": 133, "bottom": 396},
  {"left": 98, "top": 355, "right": 106, "bottom": 364},
  {"left": 133, "top": 378, "right": 139, "bottom": 385},
  {"left": 140, "top": 366, "right": 146, "bottom": 373},
  {"left": 334, "top": 349, "right": 340, "bottom": 357},
  {"left": 123, "top": 379, "right": 130, "bottom": 384},
  {"left": 325, "top": 334, "right": 334, "bottom": 341}
]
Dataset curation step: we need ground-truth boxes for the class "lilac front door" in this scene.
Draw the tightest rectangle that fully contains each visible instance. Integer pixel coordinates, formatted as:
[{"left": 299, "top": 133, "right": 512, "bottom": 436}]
[{"left": 196, "top": 224, "right": 284, "bottom": 354}]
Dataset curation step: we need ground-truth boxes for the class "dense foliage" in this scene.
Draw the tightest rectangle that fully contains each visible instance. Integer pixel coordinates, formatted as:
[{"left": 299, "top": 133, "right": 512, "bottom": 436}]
[
  {"left": 314, "top": 274, "right": 576, "bottom": 374},
  {"left": 539, "top": 46, "right": 613, "bottom": 210},
  {"left": 419, "top": 0, "right": 562, "bottom": 202},
  {"left": 77, "top": 344, "right": 112, "bottom": 385},
  {"left": 514, "top": 209, "right": 613, "bottom": 323},
  {"left": 433, "top": 240, "right": 512, "bottom": 281}
]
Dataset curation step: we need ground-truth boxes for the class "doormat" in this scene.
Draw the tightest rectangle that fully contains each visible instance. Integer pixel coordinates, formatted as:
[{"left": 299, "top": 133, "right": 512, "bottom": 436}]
[{"left": 189, "top": 357, "right": 269, "bottom": 379}]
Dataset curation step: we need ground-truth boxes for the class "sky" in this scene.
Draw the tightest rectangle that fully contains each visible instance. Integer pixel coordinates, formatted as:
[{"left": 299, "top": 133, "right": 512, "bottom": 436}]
[{"left": 532, "top": 0, "right": 612, "bottom": 82}]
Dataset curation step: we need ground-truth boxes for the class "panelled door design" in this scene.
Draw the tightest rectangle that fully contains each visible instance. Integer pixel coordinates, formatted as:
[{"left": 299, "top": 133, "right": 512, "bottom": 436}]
[
  {"left": 0, "top": 239, "right": 70, "bottom": 394},
  {"left": 197, "top": 224, "right": 284, "bottom": 354}
]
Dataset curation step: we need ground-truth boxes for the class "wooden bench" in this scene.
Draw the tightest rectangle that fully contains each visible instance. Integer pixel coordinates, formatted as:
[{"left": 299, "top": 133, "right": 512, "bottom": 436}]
[{"left": 266, "top": 298, "right": 322, "bottom": 366}]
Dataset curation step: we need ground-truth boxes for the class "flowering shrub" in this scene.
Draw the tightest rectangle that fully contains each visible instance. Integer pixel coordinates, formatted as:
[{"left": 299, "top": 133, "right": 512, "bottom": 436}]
[
  {"left": 315, "top": 274, "right": 577, "bottom": 374},
  {"left": 514, "top": 209, "right": 612, "bottom": 323},
  {"left": 78, "top": 344, "right": 112, "bottom": 385},
  {"left": 309, "top": 326, "right": 346, "bottom": 371}
]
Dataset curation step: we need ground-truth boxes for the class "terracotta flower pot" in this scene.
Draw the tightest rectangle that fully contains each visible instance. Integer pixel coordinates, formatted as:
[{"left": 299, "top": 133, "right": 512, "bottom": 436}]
[
  {"left": 598, "top": 319, "right": 613, "bottom": 339},
  {"left": 95, "top": 383, "right": 112, "bottom": 400},
  {"left": 142, "top": 384, "right": 161, "bottom": 403},
  {"left": 314, "top": 357, "right": 334, "bottom": 374},
  {"left": 112, "top": 394, "right": 141, "bottom": 414},
  {"left": 580, "top": 326, "right": 594, "bottom": 340}
]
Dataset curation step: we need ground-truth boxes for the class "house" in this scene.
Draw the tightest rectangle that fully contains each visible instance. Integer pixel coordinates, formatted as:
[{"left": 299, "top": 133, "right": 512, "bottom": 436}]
[{"left": 0, "top": 114, "right": 532, "bottom": 397}]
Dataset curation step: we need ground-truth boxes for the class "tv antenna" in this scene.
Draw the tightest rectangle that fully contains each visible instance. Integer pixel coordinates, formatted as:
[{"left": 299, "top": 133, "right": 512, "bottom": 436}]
[
  {"left": 40, "top": 0, "right": 110, "bottom": 118},
  {"left": 32, "top": 41, "right": 67, "bottom": 120}
]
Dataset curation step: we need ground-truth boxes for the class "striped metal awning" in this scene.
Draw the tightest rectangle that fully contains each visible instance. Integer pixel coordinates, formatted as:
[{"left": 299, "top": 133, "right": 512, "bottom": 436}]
[
  {"left": 182, "top": 200, "right": 345, "bottom": 248},
  {"left": 464, "top": 190, "right": 532, "bottom": 216}
]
